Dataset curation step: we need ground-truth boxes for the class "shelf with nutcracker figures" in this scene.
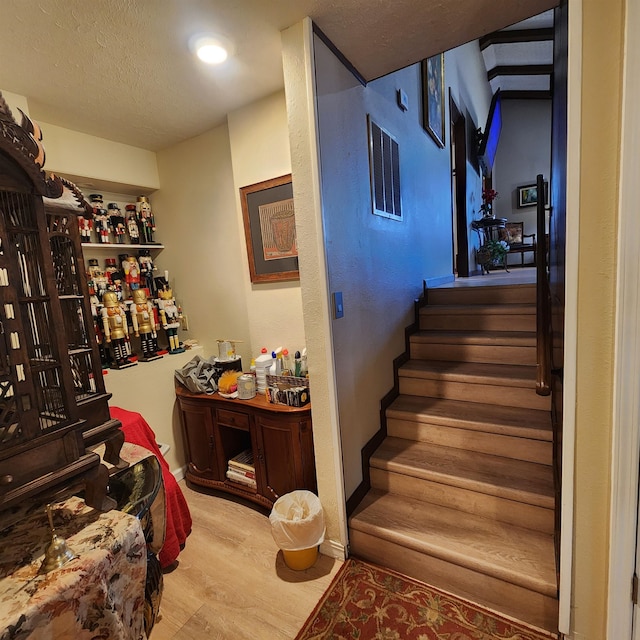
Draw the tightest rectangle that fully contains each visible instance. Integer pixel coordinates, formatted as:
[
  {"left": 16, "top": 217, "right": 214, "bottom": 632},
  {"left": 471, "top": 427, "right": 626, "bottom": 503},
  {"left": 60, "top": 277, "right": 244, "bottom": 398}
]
[
  {"left": 88, "top": 262, "right": 188, "bottom": 371},
  {"left": 78, "top": 193, "right": 165, "bottom": 251},
  {"left": 80, "top": 192, "right": 187, "bottom": 371}
]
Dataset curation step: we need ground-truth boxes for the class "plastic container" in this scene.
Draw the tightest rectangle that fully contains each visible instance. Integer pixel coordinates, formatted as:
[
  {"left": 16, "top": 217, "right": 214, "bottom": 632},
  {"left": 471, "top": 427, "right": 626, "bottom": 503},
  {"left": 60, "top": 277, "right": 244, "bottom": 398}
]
[
  {"left": 254, "top": 353, "right": 273, "bottom": 393},
  {"left": 269, "top": 490, "right": 325, "bottom": 570}
]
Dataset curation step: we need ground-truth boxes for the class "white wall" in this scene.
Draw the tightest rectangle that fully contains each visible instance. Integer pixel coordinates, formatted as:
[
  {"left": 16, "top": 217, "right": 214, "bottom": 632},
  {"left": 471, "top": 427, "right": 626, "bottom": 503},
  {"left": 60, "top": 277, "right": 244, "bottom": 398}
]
[
  {"left": 314, "top": 34, "right": 493, "bottom": 497},
  {"left": 493, "top": 99, "right": 551, "bottom": 266},
  {"left": 446, "top": 42, "right": 494, "bottom": 270}
]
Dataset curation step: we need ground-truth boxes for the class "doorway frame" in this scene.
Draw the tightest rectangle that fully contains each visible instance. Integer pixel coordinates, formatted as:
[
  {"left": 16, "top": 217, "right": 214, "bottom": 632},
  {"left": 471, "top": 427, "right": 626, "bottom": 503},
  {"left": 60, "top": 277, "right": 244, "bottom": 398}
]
[
  {"left": 449, "top": 93, "right": 469, "bottom": 277},
  {"left": 607, "top": 0, "right": 640, "bottom": 636}
]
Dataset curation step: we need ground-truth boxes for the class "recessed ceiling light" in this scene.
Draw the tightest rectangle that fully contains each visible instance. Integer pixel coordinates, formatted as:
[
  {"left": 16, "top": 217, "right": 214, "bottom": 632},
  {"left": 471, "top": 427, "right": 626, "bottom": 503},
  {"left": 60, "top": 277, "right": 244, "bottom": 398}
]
[{"left": 192, "top": 35, "right": 231, "bottom": 65}]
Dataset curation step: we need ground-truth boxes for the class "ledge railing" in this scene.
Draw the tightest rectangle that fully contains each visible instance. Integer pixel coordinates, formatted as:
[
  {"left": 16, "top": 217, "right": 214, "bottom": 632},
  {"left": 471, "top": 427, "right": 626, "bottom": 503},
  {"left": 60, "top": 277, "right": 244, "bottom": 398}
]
[{"left": 536, "top": 173, "right": 552, "bottom": 396}]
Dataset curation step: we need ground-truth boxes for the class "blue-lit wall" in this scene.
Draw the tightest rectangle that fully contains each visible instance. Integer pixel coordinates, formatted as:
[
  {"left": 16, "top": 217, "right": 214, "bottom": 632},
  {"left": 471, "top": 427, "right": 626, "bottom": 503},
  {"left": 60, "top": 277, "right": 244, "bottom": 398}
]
[{"left": 314, "top": 35, "right": 493, "bottom": 497}]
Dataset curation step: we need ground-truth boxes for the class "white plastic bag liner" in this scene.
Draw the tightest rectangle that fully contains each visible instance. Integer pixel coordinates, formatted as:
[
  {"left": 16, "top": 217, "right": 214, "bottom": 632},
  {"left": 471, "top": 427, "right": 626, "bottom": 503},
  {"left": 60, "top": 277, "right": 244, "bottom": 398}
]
[{"left": 269, "top": 490, "right": 325, "bottom": 551}]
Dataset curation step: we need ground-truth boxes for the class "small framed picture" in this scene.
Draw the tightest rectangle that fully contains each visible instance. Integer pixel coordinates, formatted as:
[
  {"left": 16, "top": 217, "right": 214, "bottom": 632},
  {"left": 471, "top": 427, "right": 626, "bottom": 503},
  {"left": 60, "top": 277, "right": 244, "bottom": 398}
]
[
  {"left": 517, "top": 181, "right": 549, "bottom": 208},
  {"left": 240, "top": 174, "right": 299, "bottom": 283}
]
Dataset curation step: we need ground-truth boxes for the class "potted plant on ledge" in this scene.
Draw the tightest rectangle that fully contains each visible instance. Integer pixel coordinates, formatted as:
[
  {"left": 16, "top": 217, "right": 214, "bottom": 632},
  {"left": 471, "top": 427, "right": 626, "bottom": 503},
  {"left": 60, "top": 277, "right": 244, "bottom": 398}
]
[{"left": 477, "top": 238, "right": 510, "bottom": 273}]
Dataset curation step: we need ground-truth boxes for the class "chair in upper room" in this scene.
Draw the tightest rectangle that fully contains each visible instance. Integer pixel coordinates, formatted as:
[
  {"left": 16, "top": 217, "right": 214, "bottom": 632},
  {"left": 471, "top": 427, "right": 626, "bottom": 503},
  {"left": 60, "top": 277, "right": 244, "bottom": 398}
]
[{"left": 500, "top": 221, "right": 536, "bottom": 267}]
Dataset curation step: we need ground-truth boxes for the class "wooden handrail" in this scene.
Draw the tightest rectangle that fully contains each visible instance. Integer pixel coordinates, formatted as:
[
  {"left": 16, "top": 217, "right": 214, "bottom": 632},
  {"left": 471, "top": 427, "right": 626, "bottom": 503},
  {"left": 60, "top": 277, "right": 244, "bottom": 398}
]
[{"left": 536, "top": 173, "right": 552, "bottom": 395}]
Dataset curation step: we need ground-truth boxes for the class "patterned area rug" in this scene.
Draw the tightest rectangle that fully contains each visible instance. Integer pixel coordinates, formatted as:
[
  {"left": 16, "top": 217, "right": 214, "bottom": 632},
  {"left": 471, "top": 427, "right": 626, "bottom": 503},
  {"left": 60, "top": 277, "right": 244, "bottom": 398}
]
[{"left": 295, "top": 558, "right": 557, "bottom": 640}]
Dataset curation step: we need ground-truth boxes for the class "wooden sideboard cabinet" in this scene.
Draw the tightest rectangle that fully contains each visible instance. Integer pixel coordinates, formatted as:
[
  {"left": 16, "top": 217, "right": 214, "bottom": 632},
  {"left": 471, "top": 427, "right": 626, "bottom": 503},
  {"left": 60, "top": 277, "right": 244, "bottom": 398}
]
[{"left": 175, "top": 384, "right": 317, "bottom": 509}]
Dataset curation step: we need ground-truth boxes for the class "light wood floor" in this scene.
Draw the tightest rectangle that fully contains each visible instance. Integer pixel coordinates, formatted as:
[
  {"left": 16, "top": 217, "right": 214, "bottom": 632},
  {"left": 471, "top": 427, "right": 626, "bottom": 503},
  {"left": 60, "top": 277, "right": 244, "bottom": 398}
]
[
  {"left": 444, "top": 267, "right": 536, "bottom": 287},
  {"left": 151, "top": 482, "right": 342, "bottom": 640}
]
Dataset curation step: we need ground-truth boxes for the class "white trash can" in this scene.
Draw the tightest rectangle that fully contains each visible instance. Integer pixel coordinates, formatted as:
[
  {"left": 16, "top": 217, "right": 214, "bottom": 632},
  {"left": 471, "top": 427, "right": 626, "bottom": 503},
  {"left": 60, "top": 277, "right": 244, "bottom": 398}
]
[{"left": 269, "top": 490, "right": 325, "bottom": 570}]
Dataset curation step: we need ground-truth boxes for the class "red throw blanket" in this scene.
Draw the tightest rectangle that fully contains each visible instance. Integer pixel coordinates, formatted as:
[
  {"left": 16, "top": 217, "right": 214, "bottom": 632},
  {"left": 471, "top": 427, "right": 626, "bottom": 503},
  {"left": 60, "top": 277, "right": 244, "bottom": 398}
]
[{"left": 110, "top": 406, "right": 192, "bottom": 568}]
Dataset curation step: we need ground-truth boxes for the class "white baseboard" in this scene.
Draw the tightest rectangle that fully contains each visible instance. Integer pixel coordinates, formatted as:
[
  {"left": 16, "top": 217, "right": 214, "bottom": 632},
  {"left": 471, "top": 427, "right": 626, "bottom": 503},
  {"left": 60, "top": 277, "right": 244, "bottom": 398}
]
[
  {"left": 426, "top": 274, "right": 455, "bottom": 288},
  {"left": 320, "top": 538, "right": 347, "bottom": 560},
  {"left": 172, "top": 465, "right": 186, "bottom": 482}
]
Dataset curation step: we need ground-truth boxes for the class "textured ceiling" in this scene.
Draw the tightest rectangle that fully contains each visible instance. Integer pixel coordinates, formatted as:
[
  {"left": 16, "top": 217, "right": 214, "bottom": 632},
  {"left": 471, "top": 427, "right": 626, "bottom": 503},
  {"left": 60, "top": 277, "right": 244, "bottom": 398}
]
[{"left": 0, "top": 0, "right": 557, "bottom": 152}]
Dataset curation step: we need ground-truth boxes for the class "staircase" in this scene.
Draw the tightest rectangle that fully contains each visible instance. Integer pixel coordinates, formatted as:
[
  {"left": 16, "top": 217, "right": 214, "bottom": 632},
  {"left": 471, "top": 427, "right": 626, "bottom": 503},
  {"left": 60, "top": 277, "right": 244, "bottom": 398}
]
[{"left": 348, "top": 282, "right": 558, "bottom": 633}]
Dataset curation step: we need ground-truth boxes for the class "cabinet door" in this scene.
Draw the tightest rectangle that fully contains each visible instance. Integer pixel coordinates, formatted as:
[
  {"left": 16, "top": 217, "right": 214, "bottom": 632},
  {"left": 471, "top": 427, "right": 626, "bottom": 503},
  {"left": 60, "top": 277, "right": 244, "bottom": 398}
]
[
  {"left": 180, "top": 402, "right": 218, "bottom": 480},
  {"left": 255, "top": 413, "right": 304, "bottom": 502}
]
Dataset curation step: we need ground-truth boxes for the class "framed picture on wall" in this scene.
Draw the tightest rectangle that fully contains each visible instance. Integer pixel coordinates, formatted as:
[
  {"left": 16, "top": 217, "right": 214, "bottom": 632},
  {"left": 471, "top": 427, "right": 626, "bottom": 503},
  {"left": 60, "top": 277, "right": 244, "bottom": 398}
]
[
  {"left": 421, "top": 53, "right": 445, "bottom": 148},
  {"left": 517, "top": 181, "right": 549, "bottom": 208},
  {"left": 240, "top": 174, "right": 299, "bottom": 283}
]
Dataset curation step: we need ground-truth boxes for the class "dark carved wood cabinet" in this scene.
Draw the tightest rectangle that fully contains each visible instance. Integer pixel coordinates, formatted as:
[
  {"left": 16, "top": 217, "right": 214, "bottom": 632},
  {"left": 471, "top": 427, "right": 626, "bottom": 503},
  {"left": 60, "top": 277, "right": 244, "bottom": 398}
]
[
  {"left": 0, "top": 95, "right": 120, "bottom": 524},
  {"left": 176, "top": 384, "right": 317, "bottom": 509}
]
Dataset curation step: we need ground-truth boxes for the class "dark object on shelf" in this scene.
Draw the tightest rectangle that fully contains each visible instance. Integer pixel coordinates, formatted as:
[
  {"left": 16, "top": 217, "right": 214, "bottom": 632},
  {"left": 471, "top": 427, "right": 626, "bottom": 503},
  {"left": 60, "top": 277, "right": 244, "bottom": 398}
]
[
  {"left": 176, "top": 383, "right": 316, "bottom": 510},
  {"left": 0, "top": 91, "right": 122, "bottom": 526}
]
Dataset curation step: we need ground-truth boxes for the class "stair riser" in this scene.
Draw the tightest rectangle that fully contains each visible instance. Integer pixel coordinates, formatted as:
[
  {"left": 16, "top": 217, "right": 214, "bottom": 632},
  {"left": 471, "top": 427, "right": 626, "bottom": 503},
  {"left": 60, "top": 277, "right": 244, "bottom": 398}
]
[
  {"left": 427, "top": 287, "right": 536, "bottom": 306},
  {"left": 387, "top": 418, "right": 553, "bottom": 465},
  {"left": 420, "top": 313, "right": 536, "bottom": 332},
  {"left": 370, "top": 468, "right": 554, "bottom": 533},
  {"left": 409, "top": 342, "right": 536, "bottom": 365},
  {"left": 399, "top": 376, "right": 551, "bottom": 411},
  {"left": 349, "top": 530, "right": 559, "bottom": 633}
]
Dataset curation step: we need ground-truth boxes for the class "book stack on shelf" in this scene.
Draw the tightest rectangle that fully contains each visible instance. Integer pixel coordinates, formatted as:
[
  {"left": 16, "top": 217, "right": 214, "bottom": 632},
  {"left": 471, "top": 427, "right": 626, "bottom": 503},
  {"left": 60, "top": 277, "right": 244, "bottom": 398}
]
[{"left": 226, "top": 449, "right": 256, "bottom": 489}]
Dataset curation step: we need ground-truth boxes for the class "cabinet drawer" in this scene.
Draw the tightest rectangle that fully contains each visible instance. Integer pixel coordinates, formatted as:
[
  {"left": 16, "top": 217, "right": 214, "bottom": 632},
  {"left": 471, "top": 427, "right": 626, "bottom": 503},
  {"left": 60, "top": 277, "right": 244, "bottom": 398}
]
[{"left": 216, "top": 408, "right": 250, "bottom": 430}]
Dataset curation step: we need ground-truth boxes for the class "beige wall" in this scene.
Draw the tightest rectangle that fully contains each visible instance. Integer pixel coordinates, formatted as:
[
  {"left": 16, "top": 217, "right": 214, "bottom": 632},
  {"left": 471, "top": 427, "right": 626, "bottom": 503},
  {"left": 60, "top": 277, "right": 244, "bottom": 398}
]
[
  {"left": 571, "top": 0, "right": 624, "bottom": 637},
  {"left": 41, "top": 121, "right": 160, "bottom": 191},
  {"left": 282, "top": 19, "right": 349, "bottom": 558},
  {"left": 227, "top": 91, "right": 307, "bottom": 358}
]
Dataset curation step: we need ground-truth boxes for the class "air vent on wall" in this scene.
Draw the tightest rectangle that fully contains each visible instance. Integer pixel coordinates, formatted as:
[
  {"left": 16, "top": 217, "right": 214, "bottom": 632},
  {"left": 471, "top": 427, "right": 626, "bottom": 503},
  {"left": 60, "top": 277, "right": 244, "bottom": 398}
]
[{"left": 368, "top": 116, "right": 402, "bottom": 221}]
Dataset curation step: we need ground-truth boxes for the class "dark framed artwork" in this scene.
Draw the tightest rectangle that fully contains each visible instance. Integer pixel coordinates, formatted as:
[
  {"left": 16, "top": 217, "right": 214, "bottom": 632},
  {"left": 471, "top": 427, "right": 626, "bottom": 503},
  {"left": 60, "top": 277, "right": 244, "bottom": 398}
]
[
  {"left": 422, "top": 53, "right": 445, "bottom": 148},
  {"left": 517, "top": 181, "right": 549, "bottom": 208},
  {"left": 240, "top": 174, "right": 299, "bottom": 283}
]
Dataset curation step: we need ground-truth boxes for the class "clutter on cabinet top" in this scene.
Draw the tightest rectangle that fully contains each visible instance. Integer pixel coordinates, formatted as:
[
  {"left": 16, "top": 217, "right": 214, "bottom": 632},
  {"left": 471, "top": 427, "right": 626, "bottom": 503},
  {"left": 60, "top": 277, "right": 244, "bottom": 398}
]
[
  {"left": 255, "top": 345, "right": 310, "bottom": 407},
  {"left": 175, "top": 354, "right": 242, "bottom": 395},
  {"left": 218, "top": 370, "right": 241, "bottom": 397},
  {"left": 217, "top": 339, "right": 242, "bottom": 362}
]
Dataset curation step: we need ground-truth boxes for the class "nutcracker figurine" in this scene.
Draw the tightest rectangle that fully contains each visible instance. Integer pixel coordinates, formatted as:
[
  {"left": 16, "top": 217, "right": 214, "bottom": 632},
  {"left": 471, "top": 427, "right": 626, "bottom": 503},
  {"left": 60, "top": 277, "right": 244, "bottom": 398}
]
[
  {"left": 129, "top": 289, "right": 162, "bottom": 361},
  {"left": 101, "top": 291, "right": 137, "bottom": 369},
  {"left": 89, "top": 280, "right": 110, "bottom": 368},
  {"left": 122, "top": 255, "right": 141, "bottom": 297},
  {"left": 136, "top": 196, "right": 156, "bottom": 244},
  {"left": 90, "top": 195, "right": 111, "bottom": 244},
  {"left": 125, "top": 204, "right": 140, "bottom": 243},
  {"left": 87, "top": 259, "right": 108, "bottom": 299},
  {"left": 138, "top": 249, "right": 157, "bottom": 296},
  {"left": 104, "top": 258, "right": 118, "bottom": 286},
  {"left": 156, "top": 282, "right": 184, "bottom": 354},
  {"left": 78, "top": 214, "right": 93, "bottom": 242},
  {"left": 108, "top": 202, "right": 127, "bottom": 243}
]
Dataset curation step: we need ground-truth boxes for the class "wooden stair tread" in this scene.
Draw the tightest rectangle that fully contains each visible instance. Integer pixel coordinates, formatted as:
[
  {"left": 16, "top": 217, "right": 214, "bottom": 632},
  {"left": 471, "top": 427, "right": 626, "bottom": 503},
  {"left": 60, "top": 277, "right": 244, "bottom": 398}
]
[
  {"left": 387, "top": 395, "right": 552, "bottom": 440},
  {"left": 399, "top": 359, "right": 538, "bottom": 387},
  {"left": 421, "top": 303, "right": 536, "bottom": 315},
  {"left": 350, "top": 490, "right": 557, "bottom": 597},
  {"left": 412, "top": 330, "right": 536, "bottom": 346},
  {"left": 433, "top": 284, "right": 535, "bottom": 295},
  {"left": 427, "top": 284, "right": 536, "bottom": 305},
  {"left": 371, "top": 437, "right": 554, "bottom": 507}
]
